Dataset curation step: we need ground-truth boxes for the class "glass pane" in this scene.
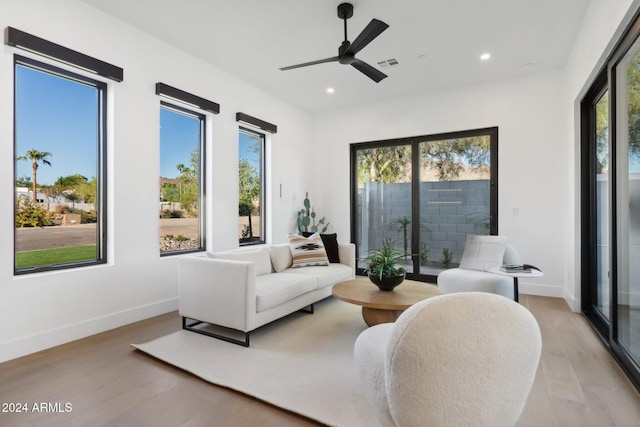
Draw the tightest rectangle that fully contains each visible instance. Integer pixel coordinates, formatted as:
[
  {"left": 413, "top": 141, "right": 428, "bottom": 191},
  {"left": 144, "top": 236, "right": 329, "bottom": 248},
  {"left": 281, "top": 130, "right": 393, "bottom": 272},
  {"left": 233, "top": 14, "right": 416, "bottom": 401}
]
[
  {"left": 355, "top": 145, "right": 413, "bottom": 274},
  {"left": 595, "top": 90, "right": 610, "bottom": 321},
  {"left": 15, "top": 63, "right": 100, "bottom": 269},
  {"left": 419, "top": 136, "right": 491, "bottom": 275},
  {"left": 239, "top": 130, "right": 264, "bottom": 244},
  {"left": 159, "top": 105, "right": 203, "bottom": 253},
  {"left": 616, "top": 42, "right": 640, "bottom": 365}
]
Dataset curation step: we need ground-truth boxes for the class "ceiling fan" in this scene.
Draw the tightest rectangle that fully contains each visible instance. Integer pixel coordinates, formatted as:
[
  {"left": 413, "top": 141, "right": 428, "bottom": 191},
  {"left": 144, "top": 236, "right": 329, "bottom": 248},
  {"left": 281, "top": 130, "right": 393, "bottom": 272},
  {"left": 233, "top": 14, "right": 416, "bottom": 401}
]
[{"left": 279, "top": 3, "right": 389, "bottom": 83}]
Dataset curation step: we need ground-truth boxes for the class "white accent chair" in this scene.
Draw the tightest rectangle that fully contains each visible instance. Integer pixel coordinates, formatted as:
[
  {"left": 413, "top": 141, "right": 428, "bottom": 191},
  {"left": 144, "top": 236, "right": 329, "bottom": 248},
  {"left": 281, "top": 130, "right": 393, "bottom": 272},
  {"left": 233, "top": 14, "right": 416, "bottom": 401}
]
[
  {"left": 354, "top": 292, "right": 541, "bottom": 427},
  {"left": 437, "top": 235, "right": 521, "bottom": 300}
]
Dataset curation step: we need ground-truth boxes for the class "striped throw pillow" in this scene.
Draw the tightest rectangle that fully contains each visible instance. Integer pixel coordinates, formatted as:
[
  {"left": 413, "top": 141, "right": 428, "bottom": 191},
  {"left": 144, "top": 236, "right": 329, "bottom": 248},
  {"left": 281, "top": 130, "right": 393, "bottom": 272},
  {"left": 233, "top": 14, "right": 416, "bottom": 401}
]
[{"left": 288, "top": 233, "right": 329, "bottom": 268}]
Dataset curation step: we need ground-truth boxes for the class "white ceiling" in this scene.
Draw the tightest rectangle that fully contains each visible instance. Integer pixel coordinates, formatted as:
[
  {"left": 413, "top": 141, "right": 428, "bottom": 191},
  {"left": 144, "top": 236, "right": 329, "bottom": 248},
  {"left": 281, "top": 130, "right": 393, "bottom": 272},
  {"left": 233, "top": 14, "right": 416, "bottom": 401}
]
[{"left": 81, "top": 0, "right": 591, "bottom": 113}]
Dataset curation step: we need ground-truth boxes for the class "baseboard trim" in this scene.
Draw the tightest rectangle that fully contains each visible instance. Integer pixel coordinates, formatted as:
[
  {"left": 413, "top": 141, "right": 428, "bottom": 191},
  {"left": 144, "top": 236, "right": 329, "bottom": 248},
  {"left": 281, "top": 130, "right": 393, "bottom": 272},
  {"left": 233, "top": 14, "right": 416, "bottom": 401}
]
[
  {"left": 519, "top": 281, "right": 564, "bottom": 298},
  {"left": 562, "top": 288, "right": 582, "bottom": 312},
  {"left": 0, "top": 298, "right": 178, "bottom": 363}
]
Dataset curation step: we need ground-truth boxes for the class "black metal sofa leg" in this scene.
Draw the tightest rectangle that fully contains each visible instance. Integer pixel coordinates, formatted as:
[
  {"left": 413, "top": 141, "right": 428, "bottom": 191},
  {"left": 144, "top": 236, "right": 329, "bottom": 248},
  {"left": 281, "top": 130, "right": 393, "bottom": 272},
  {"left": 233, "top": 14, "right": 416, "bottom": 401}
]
[
  {"left": 182, "top": 317, "right": 250, "bottom": 347},
  {"left": 299, "top": 304, "right": 314, "bottom": 314}
]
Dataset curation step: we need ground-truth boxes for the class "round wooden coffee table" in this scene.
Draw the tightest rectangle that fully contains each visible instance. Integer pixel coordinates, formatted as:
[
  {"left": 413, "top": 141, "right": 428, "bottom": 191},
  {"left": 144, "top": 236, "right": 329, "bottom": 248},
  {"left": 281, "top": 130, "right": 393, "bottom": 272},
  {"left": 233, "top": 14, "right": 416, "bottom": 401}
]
[{"left": 332, "top": 278, "right": 443, "bottom": 326}]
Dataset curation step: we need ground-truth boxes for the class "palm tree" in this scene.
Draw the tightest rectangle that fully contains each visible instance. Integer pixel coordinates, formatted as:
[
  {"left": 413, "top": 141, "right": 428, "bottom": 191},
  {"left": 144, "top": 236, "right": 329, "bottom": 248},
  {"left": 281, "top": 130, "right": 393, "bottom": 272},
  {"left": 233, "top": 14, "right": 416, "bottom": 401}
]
[{"left": 17, "top": 150, "right": 52, "bottom": 202}]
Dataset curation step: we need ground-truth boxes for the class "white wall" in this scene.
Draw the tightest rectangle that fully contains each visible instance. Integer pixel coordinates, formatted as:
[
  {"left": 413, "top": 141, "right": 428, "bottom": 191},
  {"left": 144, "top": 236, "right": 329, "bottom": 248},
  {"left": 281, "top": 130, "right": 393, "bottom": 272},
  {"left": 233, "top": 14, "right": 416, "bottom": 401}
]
[
  {"left": 0, "top": 0, "right": 313, "bottom": 362},
  {"left": 312, "top": 71, "right": 568, "bottom": 299}
]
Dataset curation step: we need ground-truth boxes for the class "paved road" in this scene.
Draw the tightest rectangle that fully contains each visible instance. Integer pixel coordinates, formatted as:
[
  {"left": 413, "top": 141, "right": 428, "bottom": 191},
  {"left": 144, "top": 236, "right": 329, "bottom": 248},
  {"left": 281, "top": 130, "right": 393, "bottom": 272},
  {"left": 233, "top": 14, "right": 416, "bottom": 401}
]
[
  {"left": 15, "top": 224, "right": 98, "bottom": 251},
  {"left": 15, "top": 218, "right": 199, "bottom": 251},
  {"left": 159, "top": 218, "right": 199, "bottom": 239}
]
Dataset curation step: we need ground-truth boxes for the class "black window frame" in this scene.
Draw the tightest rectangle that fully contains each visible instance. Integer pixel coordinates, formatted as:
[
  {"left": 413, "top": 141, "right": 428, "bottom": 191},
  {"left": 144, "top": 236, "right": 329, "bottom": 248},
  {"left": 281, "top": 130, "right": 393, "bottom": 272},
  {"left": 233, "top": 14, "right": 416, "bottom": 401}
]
[
  {"left": 350, "top": 126, "right": 498, "bottom": 283},
  {"left": 13, "top": 55, "right": 108, "bottom": 275},
  {"left": 238, "top": 126, "right": 267, "bottom": 246},
  {"left": 158, "top": 101, "right": 207, "bottom": 256}
]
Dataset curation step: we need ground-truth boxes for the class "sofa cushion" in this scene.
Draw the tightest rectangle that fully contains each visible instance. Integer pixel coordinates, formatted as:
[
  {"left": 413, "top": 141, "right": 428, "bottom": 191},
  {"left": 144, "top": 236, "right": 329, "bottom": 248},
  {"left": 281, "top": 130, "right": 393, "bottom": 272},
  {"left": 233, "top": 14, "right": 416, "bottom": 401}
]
[
  {"left": 269, "top": 243, "right": 292, "bottom": 273},
  {"left": 209, "top": 246, "right": 272, "bottom": 276},
  {"left": 288, "top": 233, "right": 329, "bottom": 267},
  {"left": 255, "top": 273, "right": 317, "bottom": 312},
  {"left": 458, "top": 235, "right": 507, "bottom": 272},
  {"left": 283, "top": 264, "right": 353, "bottom": 289}
]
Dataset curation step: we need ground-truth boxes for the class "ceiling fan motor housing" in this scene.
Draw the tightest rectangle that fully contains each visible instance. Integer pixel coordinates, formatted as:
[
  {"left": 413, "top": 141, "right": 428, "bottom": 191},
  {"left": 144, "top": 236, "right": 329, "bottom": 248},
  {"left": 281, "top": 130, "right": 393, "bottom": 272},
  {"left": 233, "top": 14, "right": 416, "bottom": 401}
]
[
  {"left": 337, "top": 3, "right": 353, "bottom": 20},
  {"left": 338, "top": 41, "right": 354, "bottom": 64}
]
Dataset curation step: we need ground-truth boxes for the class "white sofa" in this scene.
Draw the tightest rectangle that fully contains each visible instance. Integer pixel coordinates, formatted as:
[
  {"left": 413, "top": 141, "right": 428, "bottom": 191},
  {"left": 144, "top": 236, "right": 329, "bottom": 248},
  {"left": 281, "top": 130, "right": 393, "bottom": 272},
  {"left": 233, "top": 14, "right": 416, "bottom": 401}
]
[{"left": 178, "top": 242, "right": 355, "bottom": 346}]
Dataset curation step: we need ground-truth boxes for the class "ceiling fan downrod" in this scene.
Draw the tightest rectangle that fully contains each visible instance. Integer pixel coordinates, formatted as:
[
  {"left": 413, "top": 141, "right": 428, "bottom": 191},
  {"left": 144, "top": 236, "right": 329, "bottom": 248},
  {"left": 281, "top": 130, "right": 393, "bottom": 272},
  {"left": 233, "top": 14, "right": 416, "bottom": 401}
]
[
  {"left": 338, "top": 2, "right": 353, "bottom": 42},
  {"left": 338, "top": 3, "right": 354, "bottom": 64}
]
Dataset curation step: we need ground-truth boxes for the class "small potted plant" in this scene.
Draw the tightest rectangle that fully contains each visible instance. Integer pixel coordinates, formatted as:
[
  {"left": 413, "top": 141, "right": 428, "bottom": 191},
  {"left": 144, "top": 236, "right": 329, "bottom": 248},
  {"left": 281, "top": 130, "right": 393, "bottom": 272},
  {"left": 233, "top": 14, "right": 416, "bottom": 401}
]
[{"left": 365, "top": 239, "right": 407, "bottom": 291}]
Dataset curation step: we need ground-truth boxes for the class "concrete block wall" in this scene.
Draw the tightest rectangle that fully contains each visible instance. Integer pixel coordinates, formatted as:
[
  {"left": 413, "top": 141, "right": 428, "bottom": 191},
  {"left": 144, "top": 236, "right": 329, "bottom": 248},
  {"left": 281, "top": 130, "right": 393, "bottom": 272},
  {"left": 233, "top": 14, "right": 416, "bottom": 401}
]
[{"left": 357, "top": 179, "right": 490, "bottom": 264}]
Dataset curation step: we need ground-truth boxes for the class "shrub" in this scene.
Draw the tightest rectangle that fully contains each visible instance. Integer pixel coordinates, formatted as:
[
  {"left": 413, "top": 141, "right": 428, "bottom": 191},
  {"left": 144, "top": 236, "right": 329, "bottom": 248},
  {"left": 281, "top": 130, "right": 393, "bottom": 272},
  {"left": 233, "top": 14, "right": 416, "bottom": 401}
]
[
  {"left": 160, "top": 209, "right": 183, "bottom": 219},
  {"left": 79, "top": 210, "right": 97, "bottom": 223},
  {"left": 16, "top": 197, "right": 53, "bottom": 227},
  {"left": 441, "top": 248, "right": 453, "bottom": 268}
]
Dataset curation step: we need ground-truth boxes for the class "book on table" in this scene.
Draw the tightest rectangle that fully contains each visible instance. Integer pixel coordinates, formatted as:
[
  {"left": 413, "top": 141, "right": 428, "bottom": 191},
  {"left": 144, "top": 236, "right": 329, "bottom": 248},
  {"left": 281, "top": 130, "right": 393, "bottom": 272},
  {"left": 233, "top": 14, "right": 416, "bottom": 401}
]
[{"left": 500, "top": 264, "right": 532, "bottom": 273}]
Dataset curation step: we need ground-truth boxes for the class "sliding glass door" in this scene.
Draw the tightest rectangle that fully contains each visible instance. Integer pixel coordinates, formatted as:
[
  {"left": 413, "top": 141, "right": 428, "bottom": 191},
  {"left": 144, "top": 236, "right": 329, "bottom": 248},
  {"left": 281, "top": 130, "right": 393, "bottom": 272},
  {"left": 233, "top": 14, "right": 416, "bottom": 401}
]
[
  {"left": 351, "top": 128, "right": 497, "bottom": 282},
  {"left": 596, "top": 89, "right": 611, "bottom": 322},
  {"left": 583, "top": 73, "right": 611, "bottom": 329},
  {"left": 582, "top": 10, "right": 640, "bottom": 390},
  {"left": 354, "top": 144, "right": 414, "bottom": 274},
  {"left": 615, "top": 38, "right": 640, "bottom": 369},
  {"left": 419, "top": 135, "right": 494, "bottom": 276}
]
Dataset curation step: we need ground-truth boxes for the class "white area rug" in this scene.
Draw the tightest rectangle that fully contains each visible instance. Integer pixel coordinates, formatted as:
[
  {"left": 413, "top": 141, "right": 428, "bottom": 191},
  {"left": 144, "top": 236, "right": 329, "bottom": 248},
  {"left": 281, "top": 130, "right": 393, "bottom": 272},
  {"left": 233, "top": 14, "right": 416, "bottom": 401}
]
[{"left": 132, "top": 298, "right": 382, "bottom": 427}]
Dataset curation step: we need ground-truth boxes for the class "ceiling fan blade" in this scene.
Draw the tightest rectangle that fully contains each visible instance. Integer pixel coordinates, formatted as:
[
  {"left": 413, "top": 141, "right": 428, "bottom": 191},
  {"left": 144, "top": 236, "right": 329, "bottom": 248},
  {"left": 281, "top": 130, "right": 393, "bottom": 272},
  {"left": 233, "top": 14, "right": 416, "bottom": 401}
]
[
  {"left": 280, "top": 56, "right": 340, "bottom": 71},
  {"left": 346, "top": 19, "right": 389, "bottom": 55},
  {"left": 351, "top": 58, "right": 387, "bottom": 83}
]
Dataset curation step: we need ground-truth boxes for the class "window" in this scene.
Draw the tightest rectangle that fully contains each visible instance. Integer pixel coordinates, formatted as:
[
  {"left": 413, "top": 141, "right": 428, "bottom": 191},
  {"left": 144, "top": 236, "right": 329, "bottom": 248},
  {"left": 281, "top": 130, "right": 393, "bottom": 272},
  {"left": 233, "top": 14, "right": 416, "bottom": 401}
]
[
  {"left": 159, "top": 102, "right": 206, "bottom": 254},
  {"left": 239, "top": 128, "right": 265, "bottom": 245},
  {"left": 14, "top": 56, "right": 107, "bottom": 273},
  {"left": 156, "top": 83, "right": 217, "bottom": 255},
  {"left": 351, "top": 127, "right": 497, "bottom": 282}
]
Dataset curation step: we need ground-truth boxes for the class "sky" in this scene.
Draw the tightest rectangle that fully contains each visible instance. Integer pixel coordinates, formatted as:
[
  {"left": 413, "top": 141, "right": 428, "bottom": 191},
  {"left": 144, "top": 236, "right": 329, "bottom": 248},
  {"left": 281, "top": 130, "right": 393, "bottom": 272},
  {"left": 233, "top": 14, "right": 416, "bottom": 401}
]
[
  {"left": 239, "top": 129, "right": 261, "bottom": 171},
  {"left": 15, "top": 64, "right": 98, "bottom": 186},
  {"left": 159, "top": 107, "right": 200, "bottom": 179}
]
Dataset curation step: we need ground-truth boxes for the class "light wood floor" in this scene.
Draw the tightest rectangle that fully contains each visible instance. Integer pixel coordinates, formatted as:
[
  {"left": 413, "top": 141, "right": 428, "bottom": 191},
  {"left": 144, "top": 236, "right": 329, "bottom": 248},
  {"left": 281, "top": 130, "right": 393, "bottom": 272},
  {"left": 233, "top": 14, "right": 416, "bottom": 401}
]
[{"left": 1, "top": 295, "right": 639, "bottom": 427}]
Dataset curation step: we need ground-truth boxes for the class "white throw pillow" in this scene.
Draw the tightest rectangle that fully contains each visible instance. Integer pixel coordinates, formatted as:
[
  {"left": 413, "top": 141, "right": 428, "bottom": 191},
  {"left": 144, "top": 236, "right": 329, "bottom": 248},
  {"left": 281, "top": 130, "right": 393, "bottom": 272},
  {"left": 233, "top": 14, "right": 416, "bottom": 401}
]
[
  {"left": 458, "top": 235, "right": 507, "bottom": 272},
  {"left": 269, "top": 244, "right": 292, "bottom": 273},
  {"left": 288, "top": 233, "right": 329, "bottom": 268},
  {"left": 209, "top": 246, "right": 272, "bottom": 275}
]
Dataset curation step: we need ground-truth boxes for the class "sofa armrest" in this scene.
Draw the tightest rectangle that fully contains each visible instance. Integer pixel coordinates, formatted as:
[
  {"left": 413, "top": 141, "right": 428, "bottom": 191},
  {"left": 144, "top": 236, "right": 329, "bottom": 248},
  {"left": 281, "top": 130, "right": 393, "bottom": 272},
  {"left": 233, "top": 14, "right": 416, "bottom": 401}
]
[
  {"left": 178, "top": 257, "right": 257, "bottom": 332},
  {"left": 338, "top": 243, "right": 356, "bottom": 279}
]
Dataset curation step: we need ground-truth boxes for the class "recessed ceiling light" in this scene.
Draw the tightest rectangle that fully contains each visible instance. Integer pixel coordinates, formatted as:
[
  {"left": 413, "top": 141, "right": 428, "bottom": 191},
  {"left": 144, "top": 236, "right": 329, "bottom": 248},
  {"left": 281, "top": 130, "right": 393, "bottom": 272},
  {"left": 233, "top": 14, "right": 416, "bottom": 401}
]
[
  {"left": 326, "top": 87, "right": 335, "bottom": 94},
  {"left": 480, "top": 53, "right": 491, "bottom": 61}
]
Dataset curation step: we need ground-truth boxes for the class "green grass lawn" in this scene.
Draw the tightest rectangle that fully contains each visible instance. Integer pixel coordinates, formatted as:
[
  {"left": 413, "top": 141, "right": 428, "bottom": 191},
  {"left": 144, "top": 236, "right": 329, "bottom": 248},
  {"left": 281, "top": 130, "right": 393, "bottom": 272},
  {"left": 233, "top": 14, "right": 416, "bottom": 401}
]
[{"left": 16, "top": 245, "right": 96, "bottom": 269}]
